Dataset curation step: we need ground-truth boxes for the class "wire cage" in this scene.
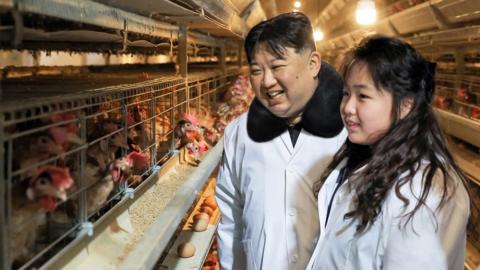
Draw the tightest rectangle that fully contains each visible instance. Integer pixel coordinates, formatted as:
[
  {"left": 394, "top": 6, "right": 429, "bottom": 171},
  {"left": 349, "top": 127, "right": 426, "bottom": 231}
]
[
  {"left": 0, "top": 66, "right": 243, "bottom": 269},
  {"left": 435, "top": 74, "right": 480, "bottom": 121}
]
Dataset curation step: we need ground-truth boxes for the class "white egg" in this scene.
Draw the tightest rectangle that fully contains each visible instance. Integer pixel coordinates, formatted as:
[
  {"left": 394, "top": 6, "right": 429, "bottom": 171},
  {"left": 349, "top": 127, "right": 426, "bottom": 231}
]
[
  {"left": 177, "top": 242, "right": 196, "bottom": 258},
  {"left": 193, "top": 217, "right": 209, "bottom": 232}
]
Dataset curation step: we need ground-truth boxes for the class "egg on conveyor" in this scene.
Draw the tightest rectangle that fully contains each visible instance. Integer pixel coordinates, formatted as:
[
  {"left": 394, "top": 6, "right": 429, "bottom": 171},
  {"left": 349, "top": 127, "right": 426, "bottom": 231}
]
[
  {"left": 193, "top": 216, "right": 209, "bottom": 232},
  {"left": 177, "top": 242, "right": 196, "bottom": 258},
  {"left": 193, "top": 212, "right": 210, "bottom": 222},
  {"left": 200, "top": 206, "right": 214, "bottom": 216},
  {"left": 203, "top": 196, "right": 218, "bottom": 209}
]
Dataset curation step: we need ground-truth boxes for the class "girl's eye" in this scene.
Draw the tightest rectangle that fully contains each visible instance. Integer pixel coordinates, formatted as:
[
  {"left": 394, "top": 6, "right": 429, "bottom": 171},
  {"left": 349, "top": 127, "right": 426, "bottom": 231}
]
[
  {"left": 359, "top": 94, "right": 370, "bottom": 99},
  {"left": 342, "top": 91, "right": 350, "bottom": 97},
  {"left": 272, "top": 65, "right": 284, "bottom": 70}
]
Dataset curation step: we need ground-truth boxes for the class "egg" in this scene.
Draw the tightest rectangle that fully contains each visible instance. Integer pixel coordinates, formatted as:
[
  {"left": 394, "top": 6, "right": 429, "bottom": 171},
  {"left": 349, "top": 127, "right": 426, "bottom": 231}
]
[
  {"left": 177, "top": 242, "right": 196, "bottom": 258},
  {"left": 193, "top": 212, "right": 210, "bottom": 222},
  {"left": 203, "top": 196, "right": 218, "bottom": 209},
  {"left": 193, "top": 217, "right": 209, "bottom": 232},
  {"left": 200, "top": 206, "right": 214, "bottom": 216}
]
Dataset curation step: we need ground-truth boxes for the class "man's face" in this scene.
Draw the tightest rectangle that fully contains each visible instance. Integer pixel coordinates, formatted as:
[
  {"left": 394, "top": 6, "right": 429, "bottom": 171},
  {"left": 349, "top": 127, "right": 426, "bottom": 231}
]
[{"left": 249, "top": 44, "right": 319, "bottom": 118}]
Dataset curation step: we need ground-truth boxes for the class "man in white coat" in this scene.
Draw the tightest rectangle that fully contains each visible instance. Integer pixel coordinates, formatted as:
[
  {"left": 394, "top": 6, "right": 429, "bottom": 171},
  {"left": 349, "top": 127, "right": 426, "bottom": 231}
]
[{"left": 215, "top": 12, "right": 347, "bottom": 270}]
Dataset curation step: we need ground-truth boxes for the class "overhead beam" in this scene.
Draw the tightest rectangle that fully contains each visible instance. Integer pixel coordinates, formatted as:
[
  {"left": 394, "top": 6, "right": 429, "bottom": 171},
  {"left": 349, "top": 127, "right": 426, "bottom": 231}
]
[
  {"left": 15, "top": 0, "right": 179, "bottom": 39},
  {"left": 428, "top": 4, "right": 451, "bottom": 30}
]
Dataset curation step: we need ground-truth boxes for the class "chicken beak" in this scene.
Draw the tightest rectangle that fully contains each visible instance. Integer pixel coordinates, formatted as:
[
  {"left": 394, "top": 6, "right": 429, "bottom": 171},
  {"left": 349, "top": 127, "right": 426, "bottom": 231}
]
[
  {"left": 56, "top": 190, "right": 68, "bottom": 201},
  {"left": 67, "top": 133, "right": 84, "bottom": 145}
]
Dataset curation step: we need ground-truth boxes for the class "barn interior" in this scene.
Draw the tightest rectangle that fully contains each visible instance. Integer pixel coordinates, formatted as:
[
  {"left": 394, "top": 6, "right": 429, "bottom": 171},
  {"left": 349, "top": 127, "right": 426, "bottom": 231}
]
[{"left": 0, "top": 0, "right": 479, "bottom": 269}]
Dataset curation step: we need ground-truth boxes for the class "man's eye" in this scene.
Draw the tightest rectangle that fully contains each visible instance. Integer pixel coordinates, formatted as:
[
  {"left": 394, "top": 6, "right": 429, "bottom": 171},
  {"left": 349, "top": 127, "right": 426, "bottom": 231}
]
[
  {"left": 272, "top": 65, "right": 284, "bottom": 70},
  {"left": 359, "top": 94, "right": 370, "bottom": 99},
  {"left": 250, "top": 70, "right": 262, "bottom": 75},
  {"left": 342, "top": 91, "right": 350, "bottom": 97}
]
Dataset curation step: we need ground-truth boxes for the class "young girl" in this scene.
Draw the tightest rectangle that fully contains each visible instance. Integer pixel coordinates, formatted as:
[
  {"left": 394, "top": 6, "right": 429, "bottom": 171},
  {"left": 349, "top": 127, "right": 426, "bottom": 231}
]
[{"left": 307, "top": 36, "right": 470, "bottom": 270}]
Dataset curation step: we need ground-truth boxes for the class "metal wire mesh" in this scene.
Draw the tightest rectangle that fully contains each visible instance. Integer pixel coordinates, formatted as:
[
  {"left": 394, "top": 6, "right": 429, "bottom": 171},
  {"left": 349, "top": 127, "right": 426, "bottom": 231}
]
[{"left": 0, "top": 67, "right": 243, "bottom": 269}]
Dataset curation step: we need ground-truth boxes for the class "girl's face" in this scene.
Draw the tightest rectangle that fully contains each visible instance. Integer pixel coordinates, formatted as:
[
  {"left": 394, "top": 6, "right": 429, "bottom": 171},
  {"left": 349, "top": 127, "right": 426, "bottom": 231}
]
[{"left": 341, "top": 62, "right": 394, "bottom": 145}]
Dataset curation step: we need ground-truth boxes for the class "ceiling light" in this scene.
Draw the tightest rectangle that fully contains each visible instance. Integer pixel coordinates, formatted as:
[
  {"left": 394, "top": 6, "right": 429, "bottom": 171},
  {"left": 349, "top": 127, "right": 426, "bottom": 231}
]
[
  {"left": 355, "top": 0, "right": 377, "bottom": 25},
  {"left": 314, "top": 28, "right": 324, "bottom": 41},
  {"left": 294, "top": 1, "right": 301, "bottom": 8}
]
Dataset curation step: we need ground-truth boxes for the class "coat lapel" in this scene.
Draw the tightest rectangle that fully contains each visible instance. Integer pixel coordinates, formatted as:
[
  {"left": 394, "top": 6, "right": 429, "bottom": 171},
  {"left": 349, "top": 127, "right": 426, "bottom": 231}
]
[
  {"left": 318, "top": 158, "right": 348, "bottom": 229},
  {"left": 279, "top": 131, "right": 293, "bottom": 155}
]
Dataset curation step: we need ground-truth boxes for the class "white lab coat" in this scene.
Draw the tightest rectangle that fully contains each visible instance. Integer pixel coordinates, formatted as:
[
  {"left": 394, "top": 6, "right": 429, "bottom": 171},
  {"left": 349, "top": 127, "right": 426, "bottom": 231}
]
[
  {"left": 215, "top": 113, "right": 347, "bottom": 270},
  {"left": 307, "top": 159, "right": 470, "bottom": 270}
]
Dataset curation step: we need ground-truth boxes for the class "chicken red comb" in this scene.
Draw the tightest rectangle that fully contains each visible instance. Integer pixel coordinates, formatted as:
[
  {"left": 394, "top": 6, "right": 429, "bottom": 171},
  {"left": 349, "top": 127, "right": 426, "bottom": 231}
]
[
  {"left": 206, "top": 129, "right": 218, "bottom": 142},
  {"left": 49, "top": 126, "right": 82, "bottom": 147},
  {"left": 472, "top": 107, "right": 480, "bottom": 119},
  {"left": 127, "top": 112, "right": 136, "bottom": 127},
  {"left": 197, "top": 140, "right": 210, "bottom": 152},
  {"left": 49, "top": 126, "right": 70, "bottom": 145},
  {"left": 99, "top": 102, "right": 111, "bottom": 111},
  {"left": 49, "top": 112, "right": 76, "bottom": 123},
  {"left": 127, "top": 151, "right": 150, "bottom": 170},
  {"left": 30, "top": 165, "right": 74, "bottom": 190},
  {"left": 181, "top": 113, "right": 199, "bottom": 127}
]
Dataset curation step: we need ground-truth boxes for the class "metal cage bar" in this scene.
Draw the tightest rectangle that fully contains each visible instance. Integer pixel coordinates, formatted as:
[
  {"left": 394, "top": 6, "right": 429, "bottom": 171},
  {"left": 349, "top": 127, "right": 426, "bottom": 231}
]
[{"left": 0, "top": 68, "right": 243, "bottom": 269}]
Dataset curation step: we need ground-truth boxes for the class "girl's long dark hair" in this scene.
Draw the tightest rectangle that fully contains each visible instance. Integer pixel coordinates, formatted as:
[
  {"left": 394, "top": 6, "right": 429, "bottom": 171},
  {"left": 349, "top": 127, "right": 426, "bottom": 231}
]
[{"left": 313, "top": 35, "right": 470, "bottom": 233}]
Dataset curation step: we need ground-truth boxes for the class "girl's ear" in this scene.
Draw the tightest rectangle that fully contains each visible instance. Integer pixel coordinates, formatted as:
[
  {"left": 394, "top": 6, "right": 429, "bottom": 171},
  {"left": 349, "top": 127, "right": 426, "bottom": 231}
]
[
  {"left": 309, "top": 51, "right": 321, "bottom": 77},
  {"left": 400, "top": 97, "right": 414, "bottom": 119}
]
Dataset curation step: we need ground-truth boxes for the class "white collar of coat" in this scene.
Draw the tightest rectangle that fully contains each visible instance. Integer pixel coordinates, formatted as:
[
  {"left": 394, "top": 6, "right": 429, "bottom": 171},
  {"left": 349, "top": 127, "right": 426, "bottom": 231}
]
[{"left": 246, "top": 61, "right": 345, "bottom": 142}]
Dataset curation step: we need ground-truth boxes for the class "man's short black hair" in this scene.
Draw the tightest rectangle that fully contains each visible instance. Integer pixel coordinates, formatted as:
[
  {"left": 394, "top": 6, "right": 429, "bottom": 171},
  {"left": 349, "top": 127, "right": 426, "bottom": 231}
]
[{"left": 244, "top": 12, "right": 316, "bottom": 64}]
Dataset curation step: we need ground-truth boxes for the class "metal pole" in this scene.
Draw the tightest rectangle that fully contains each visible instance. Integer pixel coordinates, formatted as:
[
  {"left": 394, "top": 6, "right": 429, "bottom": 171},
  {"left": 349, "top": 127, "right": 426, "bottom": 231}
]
[
  {"left": 0, "top": 111, "right": 10, "bottom": 269},
  {"left": 237, "top": 40, "right": 243, "bottom": 68},
  {"left": 79, "top": 115, "right": 87, "bottom": 223},
  {"left": 178, "top": 25, "right": 188, "bottom": 78},
  {"left": 220, "top": 40, "right": 227, "bottom": 74},
  {"left": 454, "top": 48, "right": 465, "bottom": 89}
]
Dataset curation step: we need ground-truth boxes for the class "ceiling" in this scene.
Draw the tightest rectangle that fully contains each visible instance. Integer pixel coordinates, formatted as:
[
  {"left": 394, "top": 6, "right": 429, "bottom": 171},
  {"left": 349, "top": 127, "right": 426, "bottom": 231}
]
[{"left": 259, "top": 0, "right": 331, "bottom": 25}]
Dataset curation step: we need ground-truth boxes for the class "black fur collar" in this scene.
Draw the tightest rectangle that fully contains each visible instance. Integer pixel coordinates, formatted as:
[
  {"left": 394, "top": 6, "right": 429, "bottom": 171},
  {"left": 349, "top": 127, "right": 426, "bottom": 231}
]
[{"left": 247, "top": 61, "right": 344, "bottom": 142}]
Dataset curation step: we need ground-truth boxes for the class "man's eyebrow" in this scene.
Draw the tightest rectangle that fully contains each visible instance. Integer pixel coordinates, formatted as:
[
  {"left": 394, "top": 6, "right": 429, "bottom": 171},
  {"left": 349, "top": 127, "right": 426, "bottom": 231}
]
[
  {"left": 351, "top": 83, "right": 369, "bottom": 89},
  {"left": 271, "top": 58, "right": 286, "bottom": 63},
  {"left": 271, "top": 54, "right": 287, "bottom": 61}
]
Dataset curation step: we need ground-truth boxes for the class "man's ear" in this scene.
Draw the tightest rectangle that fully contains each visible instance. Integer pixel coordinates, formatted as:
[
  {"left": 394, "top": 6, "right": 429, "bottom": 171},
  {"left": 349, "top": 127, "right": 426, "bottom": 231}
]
[
  {"left": 400, "top": 97, "right": 414, "bottom": 119},
  {"left": 309, "top": 51, "right": 321, "bottom": 77}
]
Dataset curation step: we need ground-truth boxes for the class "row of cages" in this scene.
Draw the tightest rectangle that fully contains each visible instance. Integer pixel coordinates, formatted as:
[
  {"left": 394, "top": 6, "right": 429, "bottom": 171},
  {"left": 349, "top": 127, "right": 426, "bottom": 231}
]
[
  {"left": 0, "top": 69, "right": 244, "bottom": 269},
  {"left": 382, "top": 0, "right": 428, "bottom": 16},
  {"left": 433, "top": 66, "right": 480, "bottom": 261},
  {"left": 435, "top": 73, "right": 480, "bottom": 121}
]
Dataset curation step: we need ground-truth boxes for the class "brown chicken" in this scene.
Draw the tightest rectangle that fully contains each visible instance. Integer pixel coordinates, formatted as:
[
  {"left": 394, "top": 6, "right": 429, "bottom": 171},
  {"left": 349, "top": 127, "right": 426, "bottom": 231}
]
[
  {"left": 179, "top": 142, "right": 203, "bottom": 166},
  {"left": 435, "top": 95, "right": 452, "bottom": 110},
  {"left": 456, "top": 88, "right": 470, "bottom": 102},
  {"left": 174, "top": 113, "right": 204, "bottom": 149},
  {"left": 85, "top": 157, "right": 132, "bottom": 214},
  {"left": 10, "top": 165, "right": 74, "bottom": 266},
  {"left": 87, "top": 120, "right": 129, "bottom": 171}
]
